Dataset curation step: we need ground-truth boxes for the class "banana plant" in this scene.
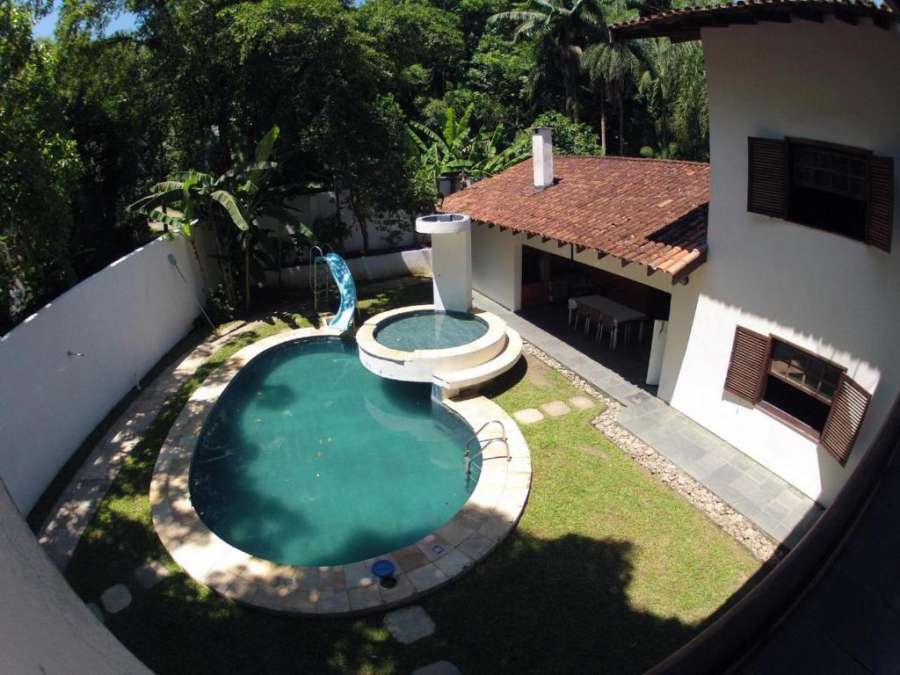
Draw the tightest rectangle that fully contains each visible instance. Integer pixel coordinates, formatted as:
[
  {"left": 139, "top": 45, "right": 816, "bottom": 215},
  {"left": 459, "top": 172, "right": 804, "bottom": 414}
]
[
  {"left": 128, "top": 126, "right": 312, "bottom": 313},
  {"left": 469, "top": 124, "right": 531, "bottom": 179},
  {"left": 408, "top": 107, "right": 531, "bottom": 190},
  {"left": 407, "top": 104, "right": 477, "bottom": 186}
]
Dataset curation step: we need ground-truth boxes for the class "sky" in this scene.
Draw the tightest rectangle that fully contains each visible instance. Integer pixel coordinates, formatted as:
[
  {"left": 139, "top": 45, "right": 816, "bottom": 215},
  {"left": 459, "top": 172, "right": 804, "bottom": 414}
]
[{"left": 33, "top": 3, "right": 139, "bottom": 39}]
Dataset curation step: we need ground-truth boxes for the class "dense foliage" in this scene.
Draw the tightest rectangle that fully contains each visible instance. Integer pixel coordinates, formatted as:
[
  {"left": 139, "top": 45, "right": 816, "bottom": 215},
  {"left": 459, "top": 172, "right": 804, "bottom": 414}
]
[{"left": 1, "top": 0, "right": 711, "bottom": 330}]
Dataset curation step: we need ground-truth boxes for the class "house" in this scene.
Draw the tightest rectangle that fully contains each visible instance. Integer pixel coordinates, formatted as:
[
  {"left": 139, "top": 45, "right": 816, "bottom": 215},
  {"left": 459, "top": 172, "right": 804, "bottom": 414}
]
[{"left": 442, "top": 0, "right": 899, "bottom": 507}]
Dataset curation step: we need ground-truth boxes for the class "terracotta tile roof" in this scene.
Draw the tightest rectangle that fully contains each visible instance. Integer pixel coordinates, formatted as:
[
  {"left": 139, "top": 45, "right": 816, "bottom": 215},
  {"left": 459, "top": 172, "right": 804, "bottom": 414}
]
[
  {"left": 610, "top": 0, "right": 898, "bottom": 43},
  {"left": 439, "top": 156, "right": 710, "bottom": 280}
]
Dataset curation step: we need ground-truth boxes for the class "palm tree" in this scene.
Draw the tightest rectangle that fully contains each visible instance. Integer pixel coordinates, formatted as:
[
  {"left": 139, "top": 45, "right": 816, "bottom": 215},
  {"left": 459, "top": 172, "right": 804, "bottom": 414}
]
[
  {"left": 490, "top": 0, "right": 608, "bottom": 123},
  {"left": 581, "top": 39, "right": 650, "bottom": 155},
  {"left": 128, "top": 126, "right": 310, "bottom": 313}
]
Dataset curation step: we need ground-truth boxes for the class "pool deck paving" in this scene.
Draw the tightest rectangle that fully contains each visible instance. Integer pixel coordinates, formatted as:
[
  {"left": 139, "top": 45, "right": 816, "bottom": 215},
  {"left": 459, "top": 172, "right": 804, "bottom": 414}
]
[{"left": 473, "top": 291, "right": 823, "bottom": 549}]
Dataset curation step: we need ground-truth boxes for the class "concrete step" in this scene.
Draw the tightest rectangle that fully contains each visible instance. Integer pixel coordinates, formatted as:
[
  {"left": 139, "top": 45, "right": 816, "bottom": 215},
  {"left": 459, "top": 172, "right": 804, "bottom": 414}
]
[{"left": 434, "top": 328, "right": 523, "bottom": 396}]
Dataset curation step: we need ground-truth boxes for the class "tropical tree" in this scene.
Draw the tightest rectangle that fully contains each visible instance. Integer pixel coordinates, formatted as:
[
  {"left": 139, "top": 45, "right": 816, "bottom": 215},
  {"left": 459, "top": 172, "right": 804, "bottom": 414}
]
[
  {"left": 637, "top": 39, "right": 708, "bottom": 160},
  {"left": 0, "top": 3, "right": 83, "bottom": 332},
  {"left": 581, "top": 38, "right": 650, "bottom": 155},
  {"left": 523, "top": 110, "right": 602, "bottom": 155},
  {"left": 128, "top": 126, "right": 309, "bottom": 313},
  {"left": 489, "top": 0, "right": 608, "bottom": 123},
  {"left": 408, "top": 104, "right": 479, "bottom": 186},
  {"left": 408, "top": 104, "right": 530, "bottom": 189}
]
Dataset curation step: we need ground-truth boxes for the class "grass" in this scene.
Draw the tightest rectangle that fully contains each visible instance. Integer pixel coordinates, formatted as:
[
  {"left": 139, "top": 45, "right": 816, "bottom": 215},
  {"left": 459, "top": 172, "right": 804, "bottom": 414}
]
[{"left": 62, "top": 278, "right": 761, "bottom": 674}]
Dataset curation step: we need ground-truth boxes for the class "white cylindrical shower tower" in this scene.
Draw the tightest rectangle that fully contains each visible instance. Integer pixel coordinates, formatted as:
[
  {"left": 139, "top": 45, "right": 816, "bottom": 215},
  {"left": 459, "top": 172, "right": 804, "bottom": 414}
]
[{"left": 416, "top": 213, "right": 472, "bottom": 312}]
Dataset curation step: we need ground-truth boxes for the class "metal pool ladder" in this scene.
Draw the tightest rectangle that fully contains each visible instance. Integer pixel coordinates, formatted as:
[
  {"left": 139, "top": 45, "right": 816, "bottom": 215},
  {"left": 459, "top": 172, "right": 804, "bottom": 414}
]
[
  {"left": 309, "top": 244, "right": 332, "bottom": 314},
  {"left": 464, "top": 420, "right": 510, "bottom": 478}
]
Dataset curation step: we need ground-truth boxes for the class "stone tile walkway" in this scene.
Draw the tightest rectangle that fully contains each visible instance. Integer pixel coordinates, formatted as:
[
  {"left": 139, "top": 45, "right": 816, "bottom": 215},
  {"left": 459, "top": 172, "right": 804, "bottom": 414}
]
[
  {"left": 474, "top": 291, "right": 823, "bottom": 548},
  {"left": 37, "top": 321, "right": 263, "bottom": 570}
]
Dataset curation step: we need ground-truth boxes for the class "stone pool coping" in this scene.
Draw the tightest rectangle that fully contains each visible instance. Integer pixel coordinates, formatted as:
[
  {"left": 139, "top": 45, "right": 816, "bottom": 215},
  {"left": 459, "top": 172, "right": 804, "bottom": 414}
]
[
  {"left": 149, "top": 327, "right": 531, "bottom": 617},
  {"left": 356, "top": 305, "right": 508, "bottom": 383}
]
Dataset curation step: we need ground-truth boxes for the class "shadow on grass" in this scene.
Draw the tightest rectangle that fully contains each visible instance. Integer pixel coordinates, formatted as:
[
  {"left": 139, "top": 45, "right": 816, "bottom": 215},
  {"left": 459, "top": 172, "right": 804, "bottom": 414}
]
[{"left": 73, "top": 516, "right": 765, "bottom": 675}]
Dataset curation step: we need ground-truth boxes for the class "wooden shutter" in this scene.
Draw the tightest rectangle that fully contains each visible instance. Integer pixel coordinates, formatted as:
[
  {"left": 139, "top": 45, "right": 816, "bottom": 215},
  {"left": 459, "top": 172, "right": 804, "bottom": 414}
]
[
  {"left": 821, "top": 375, "right": 871, "bottom": 465},
  {"left": 748, "top": 137, "right": 789, "bottom": 219},
  {"left": 866, "top": 156, "right": 894, "bottom": 253},
  {"left": 724, "top": 326, "right": 771, "bottom": 404}
]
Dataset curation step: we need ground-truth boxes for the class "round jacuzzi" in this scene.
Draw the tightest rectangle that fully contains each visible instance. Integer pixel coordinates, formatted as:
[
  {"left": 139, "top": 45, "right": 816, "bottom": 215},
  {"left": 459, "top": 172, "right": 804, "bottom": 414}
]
[
  {"left": 356, "top": 304, "right": 508, "bottom": 384},
  {"left": 373, "top": 309, "right": 488, "bottom": 351},
  {"left": 189, "top": 337, "right": 478, "bottom": 567}
]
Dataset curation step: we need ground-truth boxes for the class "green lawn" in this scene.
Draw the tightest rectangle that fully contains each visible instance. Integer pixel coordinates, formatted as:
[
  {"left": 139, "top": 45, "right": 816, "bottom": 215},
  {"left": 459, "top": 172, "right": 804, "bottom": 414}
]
[{"left": 63, "top": 278, "right": 760, "bottom": 674}]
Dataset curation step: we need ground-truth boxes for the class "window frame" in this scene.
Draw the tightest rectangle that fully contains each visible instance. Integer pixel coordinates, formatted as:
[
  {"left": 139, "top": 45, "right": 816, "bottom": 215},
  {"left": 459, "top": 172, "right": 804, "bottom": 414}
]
[
  {"left": 757, "top": 335, "right": 847, "bottom": 441},
  {"left": 785, "top": 137, "right": 873, "bottom": 243}
]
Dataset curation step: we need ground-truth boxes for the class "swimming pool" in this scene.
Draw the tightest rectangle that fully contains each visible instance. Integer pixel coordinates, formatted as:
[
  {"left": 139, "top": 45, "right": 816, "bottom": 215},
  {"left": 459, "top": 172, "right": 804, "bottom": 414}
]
[
  {"left": 373, "top": 309, "right": 488, "bottom": 351},
  {"left": 189, "top": 337, "right": 479, "bottom": 567}
]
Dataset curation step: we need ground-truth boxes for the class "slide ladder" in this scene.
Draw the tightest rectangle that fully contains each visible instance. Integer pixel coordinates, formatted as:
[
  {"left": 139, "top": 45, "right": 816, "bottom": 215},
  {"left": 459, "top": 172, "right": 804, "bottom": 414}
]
[{"left": 316, "top": 252, "right": 357, "bottom": 333}]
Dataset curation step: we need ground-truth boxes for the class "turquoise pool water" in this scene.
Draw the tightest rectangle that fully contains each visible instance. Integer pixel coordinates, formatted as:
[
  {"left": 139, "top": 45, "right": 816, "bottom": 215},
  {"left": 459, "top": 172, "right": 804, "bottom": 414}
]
[
  {"left": 374, "top": 310, "right": 488, "bottom": 351},
  {"left": 189, "top": 337, "right": 478, "bottom": 567}
]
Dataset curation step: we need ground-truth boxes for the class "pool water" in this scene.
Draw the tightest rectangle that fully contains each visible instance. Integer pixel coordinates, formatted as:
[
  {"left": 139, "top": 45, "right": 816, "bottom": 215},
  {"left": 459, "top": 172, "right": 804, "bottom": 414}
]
[
  {"left": 374, "top": 310, "right": 488, "bottom": 351},
  {"left": 189, "top": 338, "right": 478, "bottom": 567}
]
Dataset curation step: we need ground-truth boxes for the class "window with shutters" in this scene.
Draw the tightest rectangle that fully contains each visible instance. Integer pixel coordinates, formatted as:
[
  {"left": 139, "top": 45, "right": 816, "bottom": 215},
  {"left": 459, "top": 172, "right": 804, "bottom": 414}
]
[
  {"left": 724, "top": 327, "right": 872, "bottom": 464},
  {"left": 761, "top": 340, "right": 844, "bottom": 437},
  {"left": 747, "top": 137, "right": 894, "bottom": 252}
]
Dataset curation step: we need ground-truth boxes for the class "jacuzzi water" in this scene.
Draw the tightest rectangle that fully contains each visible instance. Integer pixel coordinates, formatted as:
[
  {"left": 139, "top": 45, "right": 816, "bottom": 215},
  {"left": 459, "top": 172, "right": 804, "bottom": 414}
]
[
  {"left": 374, "top": 310, "right": 488, "bottom": 351},
  {"left": 189, "top": 337, "right": 478, "bottom": 567}
]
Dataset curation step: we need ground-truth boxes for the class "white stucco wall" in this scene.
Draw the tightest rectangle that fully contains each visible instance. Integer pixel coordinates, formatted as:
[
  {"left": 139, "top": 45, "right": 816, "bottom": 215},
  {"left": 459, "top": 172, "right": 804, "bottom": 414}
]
[
  {"left": 0, "top": 237, "right": 204, "bottom": 512},
  {"left": 663, "top": 19, "right": 900, "bottom": 505},
  {"left": 471, "top": 224, "right": 522, "bottom": 310},
  {"left": 0, "top": 478, "right": 150, "bottom": 673}
]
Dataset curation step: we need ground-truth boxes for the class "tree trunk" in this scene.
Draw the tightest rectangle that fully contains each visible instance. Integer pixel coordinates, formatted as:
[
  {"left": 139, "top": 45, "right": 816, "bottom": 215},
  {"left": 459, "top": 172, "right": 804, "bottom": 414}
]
[
  {"left": 618, "top": 90, "right": 625, "bottom": 156},
  {"left": 349, "top": 190, "right": 370, "bottom": 256},
  {"left": 188, "top": 236, "right": 207, "bottom": 293},
  {"left": 568, "top": 61, "right": 579, "bottom": 123},
  {"left": 244, "top": 243, "right": 251, "bottom": 314},
  {"left": 599, "top": 92, "right": 607, "bottom": 156}
]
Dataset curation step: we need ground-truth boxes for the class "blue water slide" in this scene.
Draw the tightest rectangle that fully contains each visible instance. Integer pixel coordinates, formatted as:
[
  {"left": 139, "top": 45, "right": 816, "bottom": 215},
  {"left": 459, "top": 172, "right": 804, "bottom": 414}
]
[{"left": 318, "top": 252, "right": 357, "bottom": 332}]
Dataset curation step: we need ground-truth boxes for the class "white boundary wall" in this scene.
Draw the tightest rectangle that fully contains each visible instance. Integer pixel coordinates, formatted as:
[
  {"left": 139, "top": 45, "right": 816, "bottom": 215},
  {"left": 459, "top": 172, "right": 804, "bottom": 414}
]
[
  {"left": 262, "top": 191, "right": 416, "bottom": 253},
  {"left": 0, "top": 478, "right": 150, "bottom": 673},
  {"left": 0, "top": 236, "right": 203, "bottom": 512},
  {"left": 268, "top": 247, "right": 432, "bottom": 288}
]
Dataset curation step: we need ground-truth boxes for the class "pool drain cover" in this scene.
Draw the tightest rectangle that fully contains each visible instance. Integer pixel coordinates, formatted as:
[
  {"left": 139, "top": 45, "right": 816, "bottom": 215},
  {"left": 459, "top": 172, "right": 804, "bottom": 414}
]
[{"left": 372, "top": 559, "right": 397, "bottom": 588}]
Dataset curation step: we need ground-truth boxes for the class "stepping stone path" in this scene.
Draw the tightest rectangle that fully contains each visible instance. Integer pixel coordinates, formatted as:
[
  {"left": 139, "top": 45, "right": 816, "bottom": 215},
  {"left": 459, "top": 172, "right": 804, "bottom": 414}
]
[
  {"left": 100, "top": 583, "right": 132, "bottom": 614},
  {"left": 568, "top": 395, "right": 595, "bottom": 410},
  {"left": 413, "top": 662, "right": 462, "bottom": 675},
  {"left": 513, "top": 395, "right": 598, "bottom": 426},
  {"left": 513, "top": 408, "right": 544, "bottom": 425},
  {"left": 384, "top": 605, "right": 435, "bottom": 644},
  {"left": 540, "top": 400, "right": 571, "bottom": 417},
  {"left": 134, "top": 560, "right": 172, "bottom": 589}
]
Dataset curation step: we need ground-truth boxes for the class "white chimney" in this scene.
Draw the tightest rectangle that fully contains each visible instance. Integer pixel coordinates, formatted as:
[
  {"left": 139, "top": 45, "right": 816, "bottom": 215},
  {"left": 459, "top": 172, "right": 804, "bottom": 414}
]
[{"left": 532, "top": 127, "right": 554, "bottom": 190}]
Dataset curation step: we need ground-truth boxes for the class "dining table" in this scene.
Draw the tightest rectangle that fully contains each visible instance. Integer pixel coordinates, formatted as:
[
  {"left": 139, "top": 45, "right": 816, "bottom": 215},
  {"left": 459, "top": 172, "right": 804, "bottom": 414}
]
[{"left": 569, "top": 295, "right": 647, "bottom": 349}]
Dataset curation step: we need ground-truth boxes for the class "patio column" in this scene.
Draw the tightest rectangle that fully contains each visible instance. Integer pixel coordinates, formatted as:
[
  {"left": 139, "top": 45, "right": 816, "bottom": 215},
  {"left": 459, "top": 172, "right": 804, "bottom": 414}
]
[{"left": 646, "top": 319, "right": 667, "bottom": 385}]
